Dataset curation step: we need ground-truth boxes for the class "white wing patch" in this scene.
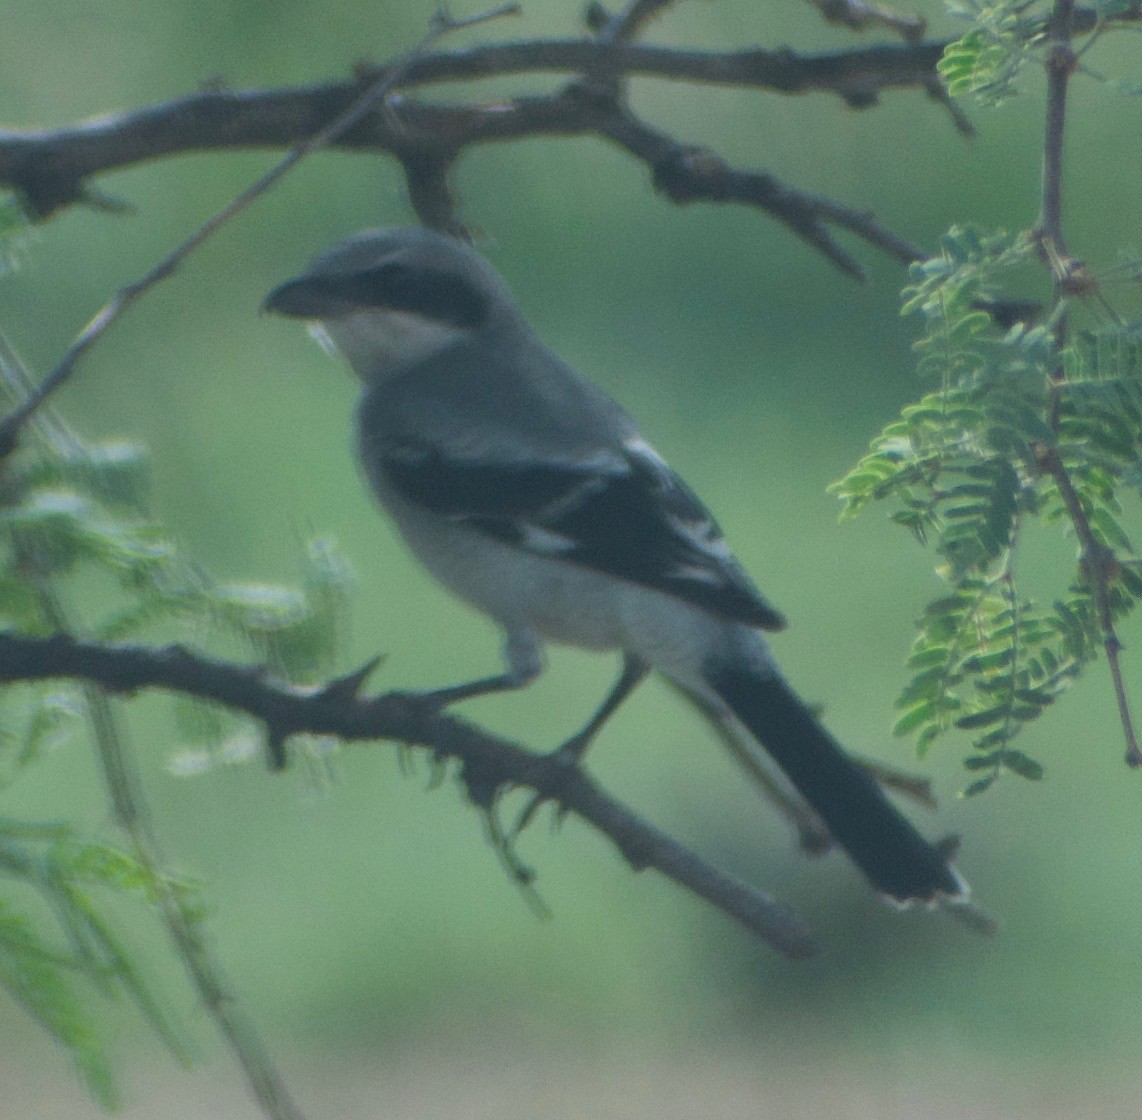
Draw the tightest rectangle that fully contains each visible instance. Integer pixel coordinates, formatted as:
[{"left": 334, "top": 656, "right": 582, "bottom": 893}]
[
  {"left": 627, "top": 437, "right": 736, "bottom": 563},
  {"left": 520, "top": 525, "right": 576, "bottom": 554},
  {"left": 667, "top": 561, "right": 726, "bottom": 586},
  {"left": 623, "top": 437, "right": 669, "bottom": 467}
]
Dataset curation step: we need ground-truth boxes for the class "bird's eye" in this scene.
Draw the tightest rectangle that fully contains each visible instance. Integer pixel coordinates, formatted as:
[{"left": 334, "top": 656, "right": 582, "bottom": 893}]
[{"left": 347, "top": 262, "right": 490, "bottom": 330}]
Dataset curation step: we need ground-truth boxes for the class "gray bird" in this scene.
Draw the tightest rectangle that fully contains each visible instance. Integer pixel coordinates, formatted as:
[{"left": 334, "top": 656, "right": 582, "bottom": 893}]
[{"left": 265, "top": 226, "right": 967, "bottom": 906}]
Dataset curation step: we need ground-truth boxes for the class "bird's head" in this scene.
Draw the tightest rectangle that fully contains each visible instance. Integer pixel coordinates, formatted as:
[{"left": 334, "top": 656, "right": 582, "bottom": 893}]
[{"left": 264, "top": 226, "right": 517, "bottom": 378}]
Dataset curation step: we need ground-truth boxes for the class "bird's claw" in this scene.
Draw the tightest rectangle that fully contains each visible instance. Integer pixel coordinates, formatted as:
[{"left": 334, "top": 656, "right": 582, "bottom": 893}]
[{"left": 511, "top": 740, "right": 586, "bottom": 839}]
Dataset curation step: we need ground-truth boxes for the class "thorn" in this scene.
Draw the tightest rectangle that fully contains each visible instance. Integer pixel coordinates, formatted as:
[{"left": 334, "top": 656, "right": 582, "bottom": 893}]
[
  {"left": 510, "top": 745, "right": 582, "bottom": 840},
  {"left": 317, "top": 654, "right": 386, "bottom": 702},
  {"left": 479, "top": 801, "right": 551, "bottom": 919},
  {"left": 265, "top": 725, "right": 288, "bottom": 771},
  {"left": 804, "top": 222, "right": 866, "bottom": 282},
  {"left": 584, "top": 1, "right": 611, "bottom": 30},
  {"left": 79, "top": 187, "right": 136, "bottom": 217}
]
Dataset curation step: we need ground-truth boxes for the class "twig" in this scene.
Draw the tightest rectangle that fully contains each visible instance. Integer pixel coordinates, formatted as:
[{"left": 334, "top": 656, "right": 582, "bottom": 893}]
[
  {"left": 1039, "top": 0, "right": 1077, "bottom": 256},
  {"left": 0, "top": 631, "right": 820, "bottom": 959},
  {"left": 595, "top": 0, "right": 676, "bottom": 43},
  {"left": 598, "top": 107, "right": 920, "bottom": 279},
  {"left": 673, "top": 684, "right": 835, "bottom": 855},
  {"left": 0, "top": 2, "right": 520, "bottom": 461},
  {"left": 1036, "top": 0, "right": 1140, "bottom": 766},
  {"left": 1041, "top": 448, "right": 1141, "bottom": 765}
]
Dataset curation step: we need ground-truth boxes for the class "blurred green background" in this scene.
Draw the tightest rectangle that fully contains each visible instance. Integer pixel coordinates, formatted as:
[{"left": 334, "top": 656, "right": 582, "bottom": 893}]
[{"left": 4, "top": 1, "right": 1142, "bottom": 1116}]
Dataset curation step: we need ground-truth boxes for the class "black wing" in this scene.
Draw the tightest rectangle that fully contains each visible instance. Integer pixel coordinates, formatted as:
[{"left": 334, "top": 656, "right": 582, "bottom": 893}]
[{"left": 380, "top": 437, "right": 786, "bottom": 631}]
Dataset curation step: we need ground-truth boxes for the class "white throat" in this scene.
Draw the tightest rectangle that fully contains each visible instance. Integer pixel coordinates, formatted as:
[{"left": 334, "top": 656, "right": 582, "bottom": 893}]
[{"left": 313, "top": 309, "right": 467, "bottom": 382}]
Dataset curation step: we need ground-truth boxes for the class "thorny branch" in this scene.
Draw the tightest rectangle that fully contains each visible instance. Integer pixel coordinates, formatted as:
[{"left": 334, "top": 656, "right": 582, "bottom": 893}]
[
  {"left": 1034, "top": 0, "right": 1140, "bottom": 765},
  {"left": 0, "top": 631, "right": 820, "bottom": 960},
  {"left": 0, "top": 38, "right": 957, "bottom": 286}
]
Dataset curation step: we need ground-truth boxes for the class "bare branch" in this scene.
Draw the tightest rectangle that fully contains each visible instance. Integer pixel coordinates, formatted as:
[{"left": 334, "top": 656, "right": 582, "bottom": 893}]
[
  {"left": 598, "top": 106, "right": 920, "bottom": 279},
  {"left": 349, "top": 37, "right": 950, "bottom": 100},
  {"left": 0, "top": 631, "right": 820, "bottom": 959}
]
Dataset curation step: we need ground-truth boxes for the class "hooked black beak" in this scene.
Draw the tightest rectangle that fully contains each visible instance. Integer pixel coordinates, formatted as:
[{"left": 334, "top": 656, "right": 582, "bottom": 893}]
[{"left": 262, "top": 275, "right": 354, "bottom": 319}]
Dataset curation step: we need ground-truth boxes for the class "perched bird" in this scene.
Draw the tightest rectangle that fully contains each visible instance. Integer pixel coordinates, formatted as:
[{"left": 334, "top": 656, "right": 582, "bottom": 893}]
[{"left": 265, "top": 226, "right": 967, "bottom": 907}]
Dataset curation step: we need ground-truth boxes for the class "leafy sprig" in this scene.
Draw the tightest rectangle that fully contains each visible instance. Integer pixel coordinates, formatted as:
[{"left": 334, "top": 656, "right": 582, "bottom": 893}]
[
  {"left": 939, "top": 0, "right": 1048, "bottom": 104},
  {"left": 834, "top": 224, "right": 1142, "bottom": 788}
]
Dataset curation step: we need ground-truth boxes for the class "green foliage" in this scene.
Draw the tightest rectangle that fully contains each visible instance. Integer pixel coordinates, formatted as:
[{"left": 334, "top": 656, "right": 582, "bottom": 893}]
[
  {"left": 0, "top": 329, "right": 353, "bottom": 1097},
  {"left": 940, "top": 0, "right": 1142, "bottom": 107},
  {"left": 0, "top": 819, "right": 193, "bottom": 1106},
  {"left": 939, "top": 0, "right": 1046, "bottom": 105},
  {"left": 833, "top": 227, "right": 1142, "bottom": 789},
  {"left": 1, "top": 437, "right": 352, "bottom": 674}
]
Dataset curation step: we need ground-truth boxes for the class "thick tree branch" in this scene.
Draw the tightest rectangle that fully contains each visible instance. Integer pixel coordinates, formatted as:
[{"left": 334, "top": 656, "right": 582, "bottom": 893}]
[{"left": 0, "top": 631, "right": 820, "bottom": 959}]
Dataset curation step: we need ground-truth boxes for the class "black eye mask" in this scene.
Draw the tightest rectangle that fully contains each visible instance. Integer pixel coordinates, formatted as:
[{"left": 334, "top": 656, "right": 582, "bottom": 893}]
[{"left": 265, "top": 262, "right": 490, "bottom": 330}]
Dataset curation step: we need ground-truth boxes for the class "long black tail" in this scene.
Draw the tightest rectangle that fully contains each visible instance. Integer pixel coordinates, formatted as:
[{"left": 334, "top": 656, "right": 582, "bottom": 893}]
[{"left": 705, "top": 660, "right": 966, "bottom": 905}]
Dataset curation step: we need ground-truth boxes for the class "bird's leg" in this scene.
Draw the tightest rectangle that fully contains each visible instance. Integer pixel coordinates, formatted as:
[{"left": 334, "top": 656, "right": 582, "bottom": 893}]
[
  {"left": 402, "top": 628, "right": 543, "bottom": 712},
  {"left": 514, "top": 654, "right": 649, "bottom": 835},
  {"left": 558, "top": 653, "right": 649, "bottom": 763}
]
